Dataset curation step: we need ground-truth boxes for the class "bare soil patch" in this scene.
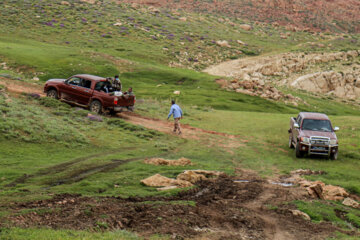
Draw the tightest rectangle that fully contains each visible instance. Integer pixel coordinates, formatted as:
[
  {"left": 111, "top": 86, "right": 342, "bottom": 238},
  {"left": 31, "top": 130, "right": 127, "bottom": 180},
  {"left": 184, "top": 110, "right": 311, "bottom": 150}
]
[
  {"left": 5, "top": 175, "right": 340, "bottom": 239},
  {"left": 0, "top": 77, "right": 44, "bottom": 96}
]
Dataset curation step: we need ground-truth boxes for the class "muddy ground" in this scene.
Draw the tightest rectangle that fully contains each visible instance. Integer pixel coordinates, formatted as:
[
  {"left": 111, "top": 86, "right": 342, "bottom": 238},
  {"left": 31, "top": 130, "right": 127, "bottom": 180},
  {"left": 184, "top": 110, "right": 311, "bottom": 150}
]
[{"left": 3, "top": 174, "right": 347, "bottom": 240}]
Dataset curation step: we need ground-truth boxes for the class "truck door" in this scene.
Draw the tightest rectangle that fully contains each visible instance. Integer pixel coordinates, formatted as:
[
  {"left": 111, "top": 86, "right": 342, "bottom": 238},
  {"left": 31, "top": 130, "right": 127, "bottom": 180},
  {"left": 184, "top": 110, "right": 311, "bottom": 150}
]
[
  {"left": 60, "top": 77, "right": 81, "bottom": 101},
  {"left": 295, "top": 115, "right": 302, "bottom": 142},
  {"left": 76, "top": 79, "right": 93, "bottom": 105}
]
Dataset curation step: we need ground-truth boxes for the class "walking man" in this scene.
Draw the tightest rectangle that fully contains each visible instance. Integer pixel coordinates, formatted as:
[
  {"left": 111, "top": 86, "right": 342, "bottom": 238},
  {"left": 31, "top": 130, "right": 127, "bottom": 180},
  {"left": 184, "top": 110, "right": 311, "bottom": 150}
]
[{"left": 167, "top": 100, "right": 183, "bottom": 135}]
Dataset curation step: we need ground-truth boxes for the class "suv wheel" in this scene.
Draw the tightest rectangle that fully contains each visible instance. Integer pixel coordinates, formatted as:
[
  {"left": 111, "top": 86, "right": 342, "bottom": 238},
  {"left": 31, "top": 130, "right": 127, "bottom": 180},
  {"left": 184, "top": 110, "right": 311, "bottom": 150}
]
[
  {"left": 330, "top": 151, "right": 338, "bottom": 160},
  {"left": 289, "top": 136, "right": 294, "bottom": 148},
  {"left": 295, "top": 141, "right": 304, "bottom": 158},
  {"left": 47, "top": 89, "right": 58, "bottom": 99},
  {"left": 90, "top": 100, "right": 102, "bottom": 114}
]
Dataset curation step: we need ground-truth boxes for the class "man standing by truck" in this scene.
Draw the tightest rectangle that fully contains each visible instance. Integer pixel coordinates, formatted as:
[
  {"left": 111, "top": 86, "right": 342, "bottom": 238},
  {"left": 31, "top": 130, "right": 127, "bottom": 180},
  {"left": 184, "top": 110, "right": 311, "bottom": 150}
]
[{"left": 167, "top": 100, "right": 183, "bottom": 135}]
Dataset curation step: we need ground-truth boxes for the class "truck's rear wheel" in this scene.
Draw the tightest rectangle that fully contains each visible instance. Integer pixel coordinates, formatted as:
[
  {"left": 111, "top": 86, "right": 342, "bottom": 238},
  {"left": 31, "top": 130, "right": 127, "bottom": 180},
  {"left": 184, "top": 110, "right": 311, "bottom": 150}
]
[
  {"left": 47, "top": 89, "right": 58, "bottom": 99},
  {"left": 289, "top": 136, "right": 294, "bottom": 148},
  {"left": 330, "top": 151, "right": 338, "bottom": 160},
  {"left": 295, "top": 141, "right": 304, "bottom": 158},
  {"left": 90, "top": 100, "right": 102, "bottom": 114}
]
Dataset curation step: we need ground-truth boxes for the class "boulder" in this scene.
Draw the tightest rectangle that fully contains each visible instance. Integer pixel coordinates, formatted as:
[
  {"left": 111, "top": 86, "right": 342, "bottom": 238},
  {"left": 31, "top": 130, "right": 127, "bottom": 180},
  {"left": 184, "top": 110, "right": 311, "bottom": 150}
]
[
  {"left": 179, "top": 17, "right": 187, "bottom": 22},
  {"left": 291, "top": 210, "right": 311, "bottom": 221},
  {"left": 32, "top": 77, "right": 39, "bottom": 81},
  {"left": 113, "top": 22, "right": 122, "bottom": 26},
  {"left": 342, "top": 198, "right": 360, "bottom": 209},
  {"left": 173, "top": 90, "right": 181, "bottom": 95},
  {"left": 308, "top": 183, "right": 325, "bottom": 199},
  {"left": 323, "top": 185, "right": 349, "bottom": 201},
  {"left": 144, "top": 157, "right": 192, "bottom": 166},
  {"left": 87, "top": 114, "right": 103, "bottom": 122},
  {"left": 239, "top": 24, "right": 252, "bottom": 31}
]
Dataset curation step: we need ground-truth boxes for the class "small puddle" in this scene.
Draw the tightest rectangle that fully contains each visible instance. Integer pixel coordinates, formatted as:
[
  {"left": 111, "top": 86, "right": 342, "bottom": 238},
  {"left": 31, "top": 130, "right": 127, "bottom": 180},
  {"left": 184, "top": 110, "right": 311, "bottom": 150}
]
[
  {"left": 234, "top": 180, "right": 251, "bottom": 183},
  {"left": 270, "top": 182, "right": 294, "bottom": 187}
]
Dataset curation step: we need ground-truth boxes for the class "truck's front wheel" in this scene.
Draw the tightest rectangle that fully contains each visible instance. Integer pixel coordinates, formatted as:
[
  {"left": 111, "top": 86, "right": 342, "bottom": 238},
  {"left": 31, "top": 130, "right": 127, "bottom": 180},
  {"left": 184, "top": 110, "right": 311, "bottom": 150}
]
[
  {"left": 330, "top": 151, "right": 338, "bottom": 160},
  {"left": 47, "top": 89, "right": 58, "bottom": 99},
  {"left": 90, "top": 100, "right": 102, "bottom": 114},
  {"left": 295, "top": 141, "right": 304, "bottom": 158},
  {"left": 289, "top": 136, "right": 294, "bottom": 148}
]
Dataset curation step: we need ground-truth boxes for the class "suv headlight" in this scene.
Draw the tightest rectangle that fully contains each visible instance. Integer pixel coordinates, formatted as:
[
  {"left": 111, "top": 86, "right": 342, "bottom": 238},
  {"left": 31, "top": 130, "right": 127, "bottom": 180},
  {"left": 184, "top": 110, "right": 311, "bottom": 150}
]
[
  {"left": 330, "top": 139, "right": 337, "bottom": 145},
  {"left": 301, "top": 137, "right": 310, "bottom": 144}
]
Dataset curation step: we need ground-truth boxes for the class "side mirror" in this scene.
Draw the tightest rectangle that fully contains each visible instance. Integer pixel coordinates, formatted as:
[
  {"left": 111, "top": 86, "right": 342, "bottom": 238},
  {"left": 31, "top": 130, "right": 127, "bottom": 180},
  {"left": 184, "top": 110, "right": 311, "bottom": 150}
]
[
  {"left": 334, "top": 127, "right": 339, "bottom": 132},
  {"left": 64, "top": 80, "right": 69, "bottom": 85},
  {"left": 294, "top": 123, "right": 299, "bottom": 129}
]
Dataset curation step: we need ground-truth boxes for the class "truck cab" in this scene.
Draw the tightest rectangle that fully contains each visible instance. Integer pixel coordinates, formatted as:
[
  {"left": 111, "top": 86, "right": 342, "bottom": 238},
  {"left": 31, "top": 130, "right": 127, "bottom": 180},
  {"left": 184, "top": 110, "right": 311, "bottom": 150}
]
[{"left": 288, "top": 112, "right": 339, "bottom": 160}]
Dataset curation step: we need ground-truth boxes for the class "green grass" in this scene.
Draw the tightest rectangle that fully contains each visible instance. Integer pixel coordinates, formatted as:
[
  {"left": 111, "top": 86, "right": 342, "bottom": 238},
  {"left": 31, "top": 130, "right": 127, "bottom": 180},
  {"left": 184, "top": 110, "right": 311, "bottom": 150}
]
[
  {"left": 294, "top": 200, "right": 360, "bottom": 230},
  {"left": 0, "top": 228, "right": 141, "bottom": 240}
]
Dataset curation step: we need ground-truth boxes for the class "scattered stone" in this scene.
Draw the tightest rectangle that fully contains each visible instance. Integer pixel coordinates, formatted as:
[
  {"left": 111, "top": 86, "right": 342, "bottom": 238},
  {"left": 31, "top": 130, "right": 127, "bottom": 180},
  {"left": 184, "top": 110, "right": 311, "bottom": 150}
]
[
  {"left": 236, "top": 40, "right": 246, "bottom": 45},
  {"left": 86, "top": 114, "right": 103, "bottom": 122},
  {"left": 113, "top": 22, "right": 122, "bottom": 26},
  {"left": 342, "top": 198, "right": 360, "bottom": 209},
  {"left": 144, "top": 157, "right": 192, "bottom": 166},
  {"left": 61, "top": 1, "right": 70, "bottom": 5},
  {"left": 173, "top": 90, "right": 181, "bottom": 95},
  {"left": 179, "top": 17, "right": 187, "bottom": 22},
  {"left": 216, "top": 40, "right": 231, "bottom": 48},
  {"left": 291, "top": 210, "right": 311, "bottom": 221},
  {"left": 80, "top": 0, "right": 96, "bottom": 4},
  {"left": 28, "top": 93, "right": 41, "bottom": 99},
  {"left": 291, "top": 169, "right": 326, "bottom": 176},
  {"left": 148, "top": 6, "right": 160, "bottom": 13},
  {"left": 32, "top": 77, "right": 39, "bottom": 81},
  {"left": 0, "top": 62, "right": 8, "bottom": 70},
  {"left": 157, "top": 186, "right": 178, "bottom": 191},
  {"left": 239, "top": 24, "right": 252, "bottom": 31}
]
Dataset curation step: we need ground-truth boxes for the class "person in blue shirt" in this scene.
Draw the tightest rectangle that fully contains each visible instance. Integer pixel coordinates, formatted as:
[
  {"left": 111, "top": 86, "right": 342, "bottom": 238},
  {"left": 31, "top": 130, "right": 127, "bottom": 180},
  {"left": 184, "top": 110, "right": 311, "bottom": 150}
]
[{"left": 167, "top": 100, "right": 183, "bottom": 135}]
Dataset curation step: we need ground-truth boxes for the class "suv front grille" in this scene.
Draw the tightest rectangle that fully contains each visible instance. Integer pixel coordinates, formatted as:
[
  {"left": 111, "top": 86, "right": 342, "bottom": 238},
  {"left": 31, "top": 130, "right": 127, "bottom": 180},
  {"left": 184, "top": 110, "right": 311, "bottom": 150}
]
[{"left": 310, "top": 136, "right": 330, "bottom": 145}]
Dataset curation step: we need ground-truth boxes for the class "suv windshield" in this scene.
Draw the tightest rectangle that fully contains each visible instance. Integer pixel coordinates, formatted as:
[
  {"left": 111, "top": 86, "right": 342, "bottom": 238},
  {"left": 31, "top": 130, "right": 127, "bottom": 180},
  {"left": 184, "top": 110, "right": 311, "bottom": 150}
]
[{"left": 302, "top": 119, "right": 332, "bottom": 132}]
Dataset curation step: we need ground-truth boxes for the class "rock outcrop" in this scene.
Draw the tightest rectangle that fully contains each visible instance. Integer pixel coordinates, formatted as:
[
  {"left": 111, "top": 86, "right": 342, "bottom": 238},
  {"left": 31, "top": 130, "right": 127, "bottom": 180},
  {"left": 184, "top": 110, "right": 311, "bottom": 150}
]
[{"left": 291, "top": 71, "right": 360, "bottom": 99}]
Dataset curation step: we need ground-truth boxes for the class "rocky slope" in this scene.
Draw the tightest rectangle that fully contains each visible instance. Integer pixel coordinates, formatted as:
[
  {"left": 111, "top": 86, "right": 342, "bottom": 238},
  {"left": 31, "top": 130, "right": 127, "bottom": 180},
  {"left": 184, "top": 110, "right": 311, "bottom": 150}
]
[
  {"left": 122, "top": 0, "right": 360, "bottom": 33},
  {"left": 206, "top": 50, "right": 360, "bottom": 101}
]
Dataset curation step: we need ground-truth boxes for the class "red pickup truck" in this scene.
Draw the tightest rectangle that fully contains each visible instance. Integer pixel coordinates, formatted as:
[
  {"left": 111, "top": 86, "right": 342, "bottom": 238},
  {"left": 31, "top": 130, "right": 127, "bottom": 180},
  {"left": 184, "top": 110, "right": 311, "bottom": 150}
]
[
  {"left": 44, "top": 74, "right": 135, "bottom": 114},
  {"left": 288, "top": 112, "right": 339, "bottom": 160}
]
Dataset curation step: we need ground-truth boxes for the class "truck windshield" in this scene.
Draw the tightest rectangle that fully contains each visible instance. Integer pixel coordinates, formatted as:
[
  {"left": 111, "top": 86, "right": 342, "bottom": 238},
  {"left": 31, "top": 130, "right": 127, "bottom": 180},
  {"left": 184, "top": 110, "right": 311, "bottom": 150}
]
[{"left": 302, "top": 119, "right": 332, "bottom": 132}]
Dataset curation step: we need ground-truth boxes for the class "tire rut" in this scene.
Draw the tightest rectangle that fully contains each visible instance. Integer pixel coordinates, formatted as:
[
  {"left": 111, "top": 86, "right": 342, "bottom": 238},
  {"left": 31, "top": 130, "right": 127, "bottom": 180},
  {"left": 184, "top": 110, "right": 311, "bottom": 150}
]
[{"left": 5, "top": 148, "right": 136, "bottom": 187}]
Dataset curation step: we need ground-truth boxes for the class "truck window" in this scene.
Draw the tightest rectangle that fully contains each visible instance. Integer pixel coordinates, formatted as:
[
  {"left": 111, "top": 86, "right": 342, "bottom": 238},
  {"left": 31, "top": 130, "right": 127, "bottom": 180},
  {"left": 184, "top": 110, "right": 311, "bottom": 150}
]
[
  {"left": 297, "top": 116, "right": 302, "bottom": 125},
  {"left": 68, "top": 77, "right": 81, "bottom": 86},
  {"left": 302, "top": 119, "right": 332, "bottom": 132},
  {"left": 80, "top": 79, "right": 92, "bottom": 89},
  {"left": 95, "top": 82, "right": 104, "bottom": 91}
]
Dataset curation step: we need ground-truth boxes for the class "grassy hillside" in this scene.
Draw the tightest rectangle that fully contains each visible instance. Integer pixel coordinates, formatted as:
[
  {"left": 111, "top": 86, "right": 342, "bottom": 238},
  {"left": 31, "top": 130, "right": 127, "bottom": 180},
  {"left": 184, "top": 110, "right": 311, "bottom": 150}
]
[{"left": 0, "top": 0, "right": 359, "bottom": 239}]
